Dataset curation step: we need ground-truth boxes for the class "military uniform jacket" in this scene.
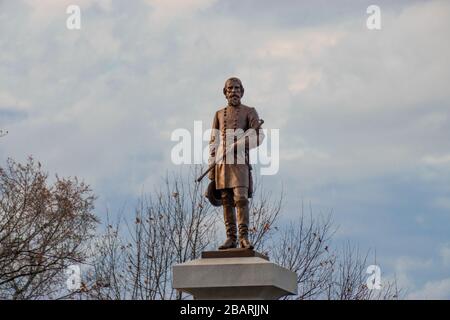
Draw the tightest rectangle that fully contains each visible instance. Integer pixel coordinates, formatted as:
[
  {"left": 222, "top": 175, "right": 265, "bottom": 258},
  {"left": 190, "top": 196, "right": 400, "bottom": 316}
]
[{"left": 209, "top": 104, "right": 264, "bottom": 194}]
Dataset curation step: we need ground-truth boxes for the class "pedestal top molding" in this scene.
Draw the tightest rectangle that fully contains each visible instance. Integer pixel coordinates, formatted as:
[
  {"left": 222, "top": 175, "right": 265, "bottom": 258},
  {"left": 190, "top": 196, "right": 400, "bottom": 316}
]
[{"left": 201, "top": 248, "right": 269, "bottom": 261}]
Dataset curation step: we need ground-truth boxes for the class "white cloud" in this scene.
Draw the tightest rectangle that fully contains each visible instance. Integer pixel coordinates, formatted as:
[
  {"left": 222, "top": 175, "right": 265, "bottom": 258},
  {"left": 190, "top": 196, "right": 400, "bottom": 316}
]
[
  {"left": 394, "top": 256, "right": 433, "bottom": 272},
  {"left": 0, "top": 91, "right": 30, "bottom": 111},
  {"left": 440, "top": 243, "right": 450, "bottom": 267},
  {"left": 1, "top": 0, "right": 448, "bottom": 206},
  {"left": 143, "top": 0, "right": 217, "bottom": 27},
  {"left": 422, "top": 154, "right": 450, "bottom": 166},
  {"left": 407, "top": 278, "right": 450, "bottom": 299},
  {"left": 273, "top": 1, "right": 450, "bottom": 193},
  {"left": 1, "top": 0, "right": 448, "bottom": 191},
  {"left": 433, "top": 197, "right": 450, "bottom": 211},
  {"left": 386, "top": 256, "right": 434, "bottom": 292}
]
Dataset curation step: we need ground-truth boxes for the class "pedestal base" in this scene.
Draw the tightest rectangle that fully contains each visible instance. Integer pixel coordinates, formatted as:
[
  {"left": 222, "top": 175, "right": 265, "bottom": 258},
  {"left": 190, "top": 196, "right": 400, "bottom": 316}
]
[{"left": 172, "top": 249, "right": 297, "bottom": 300}]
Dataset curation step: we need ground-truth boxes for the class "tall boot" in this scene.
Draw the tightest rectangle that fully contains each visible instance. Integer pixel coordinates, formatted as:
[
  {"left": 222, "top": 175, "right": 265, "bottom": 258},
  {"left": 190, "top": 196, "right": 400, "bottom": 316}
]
[
  {"left": 236, "top": 203, "right": 254, "bottom": 250},
  {"left": 218, "top": 205, "right": 237, "bottom": 250}
]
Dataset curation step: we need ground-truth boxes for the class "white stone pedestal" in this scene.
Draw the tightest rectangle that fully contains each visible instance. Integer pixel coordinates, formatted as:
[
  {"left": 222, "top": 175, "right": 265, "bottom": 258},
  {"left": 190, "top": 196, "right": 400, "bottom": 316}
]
[{"left": 172, "top": 249, "right": 297, "bottom": 300}]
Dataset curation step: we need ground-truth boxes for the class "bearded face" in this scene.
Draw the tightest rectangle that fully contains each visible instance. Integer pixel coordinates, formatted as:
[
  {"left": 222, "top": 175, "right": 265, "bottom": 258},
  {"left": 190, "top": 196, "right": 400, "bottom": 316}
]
[{"left": 224, "top": 80, "right": 243, "bottom": 107}]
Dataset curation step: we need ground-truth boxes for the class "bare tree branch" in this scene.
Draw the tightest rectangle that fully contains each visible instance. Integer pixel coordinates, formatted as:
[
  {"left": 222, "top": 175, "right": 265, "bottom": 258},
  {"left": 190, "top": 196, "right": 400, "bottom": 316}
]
[{"left": 0, "top": 157, "right": 98, "bottom": 299}]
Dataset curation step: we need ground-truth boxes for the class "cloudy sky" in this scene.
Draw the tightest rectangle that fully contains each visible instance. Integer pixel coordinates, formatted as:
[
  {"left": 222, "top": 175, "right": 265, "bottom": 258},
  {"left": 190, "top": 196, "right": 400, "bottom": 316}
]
[{"left": 1, "top": 0, "right": 450, "bottom": 299}]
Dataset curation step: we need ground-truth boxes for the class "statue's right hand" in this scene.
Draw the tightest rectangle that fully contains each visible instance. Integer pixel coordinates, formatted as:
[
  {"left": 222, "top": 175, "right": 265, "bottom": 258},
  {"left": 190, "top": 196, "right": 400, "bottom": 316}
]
[{"left": 208, "top": 169, "right": 215, "bottom": 181}]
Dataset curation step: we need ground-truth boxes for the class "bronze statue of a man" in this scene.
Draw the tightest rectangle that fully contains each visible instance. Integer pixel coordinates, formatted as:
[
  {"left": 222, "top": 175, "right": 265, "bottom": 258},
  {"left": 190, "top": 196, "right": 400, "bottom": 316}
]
[{"left": 208, "top": 77, "right": 264, "bottom": 250}]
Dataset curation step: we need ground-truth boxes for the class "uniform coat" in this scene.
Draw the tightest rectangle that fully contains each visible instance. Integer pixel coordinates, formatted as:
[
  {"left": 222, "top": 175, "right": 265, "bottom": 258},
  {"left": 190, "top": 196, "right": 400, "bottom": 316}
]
[{"left": 208, "top": 104, "right": 264, "bottom": 195}]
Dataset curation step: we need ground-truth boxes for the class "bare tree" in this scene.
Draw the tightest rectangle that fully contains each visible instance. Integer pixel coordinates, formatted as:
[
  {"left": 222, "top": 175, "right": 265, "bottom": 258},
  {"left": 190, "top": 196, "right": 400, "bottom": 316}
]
[
  {"left": 271, "top": 207, "right": 400, "bottom": 300},
  {"left": 271, "top": 208, "right": 336, "bottom": 300},
  {"left": 82, "top": 168, "right": 284, "bottom": 300},
  {"left": 67, "top": 166, "right": 401, "bottom": 301},
  {"left": 324, "top": 243, "right": 400, "bottom": 300},
  {"left": 0, "top": 157, "right": 98, "bottom": 299},
  {"left": 248, "top": 179, "right": 284, "bottom": 253},
  {"left": 84, "top": 168, "right": 218, "bottom": 300}
]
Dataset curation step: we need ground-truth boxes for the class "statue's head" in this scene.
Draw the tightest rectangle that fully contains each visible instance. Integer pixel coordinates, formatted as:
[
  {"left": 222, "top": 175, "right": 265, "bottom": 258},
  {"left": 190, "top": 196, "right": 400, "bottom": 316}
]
[{"left": 223, "top": 77, "right": 244, "bottom": 107}]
